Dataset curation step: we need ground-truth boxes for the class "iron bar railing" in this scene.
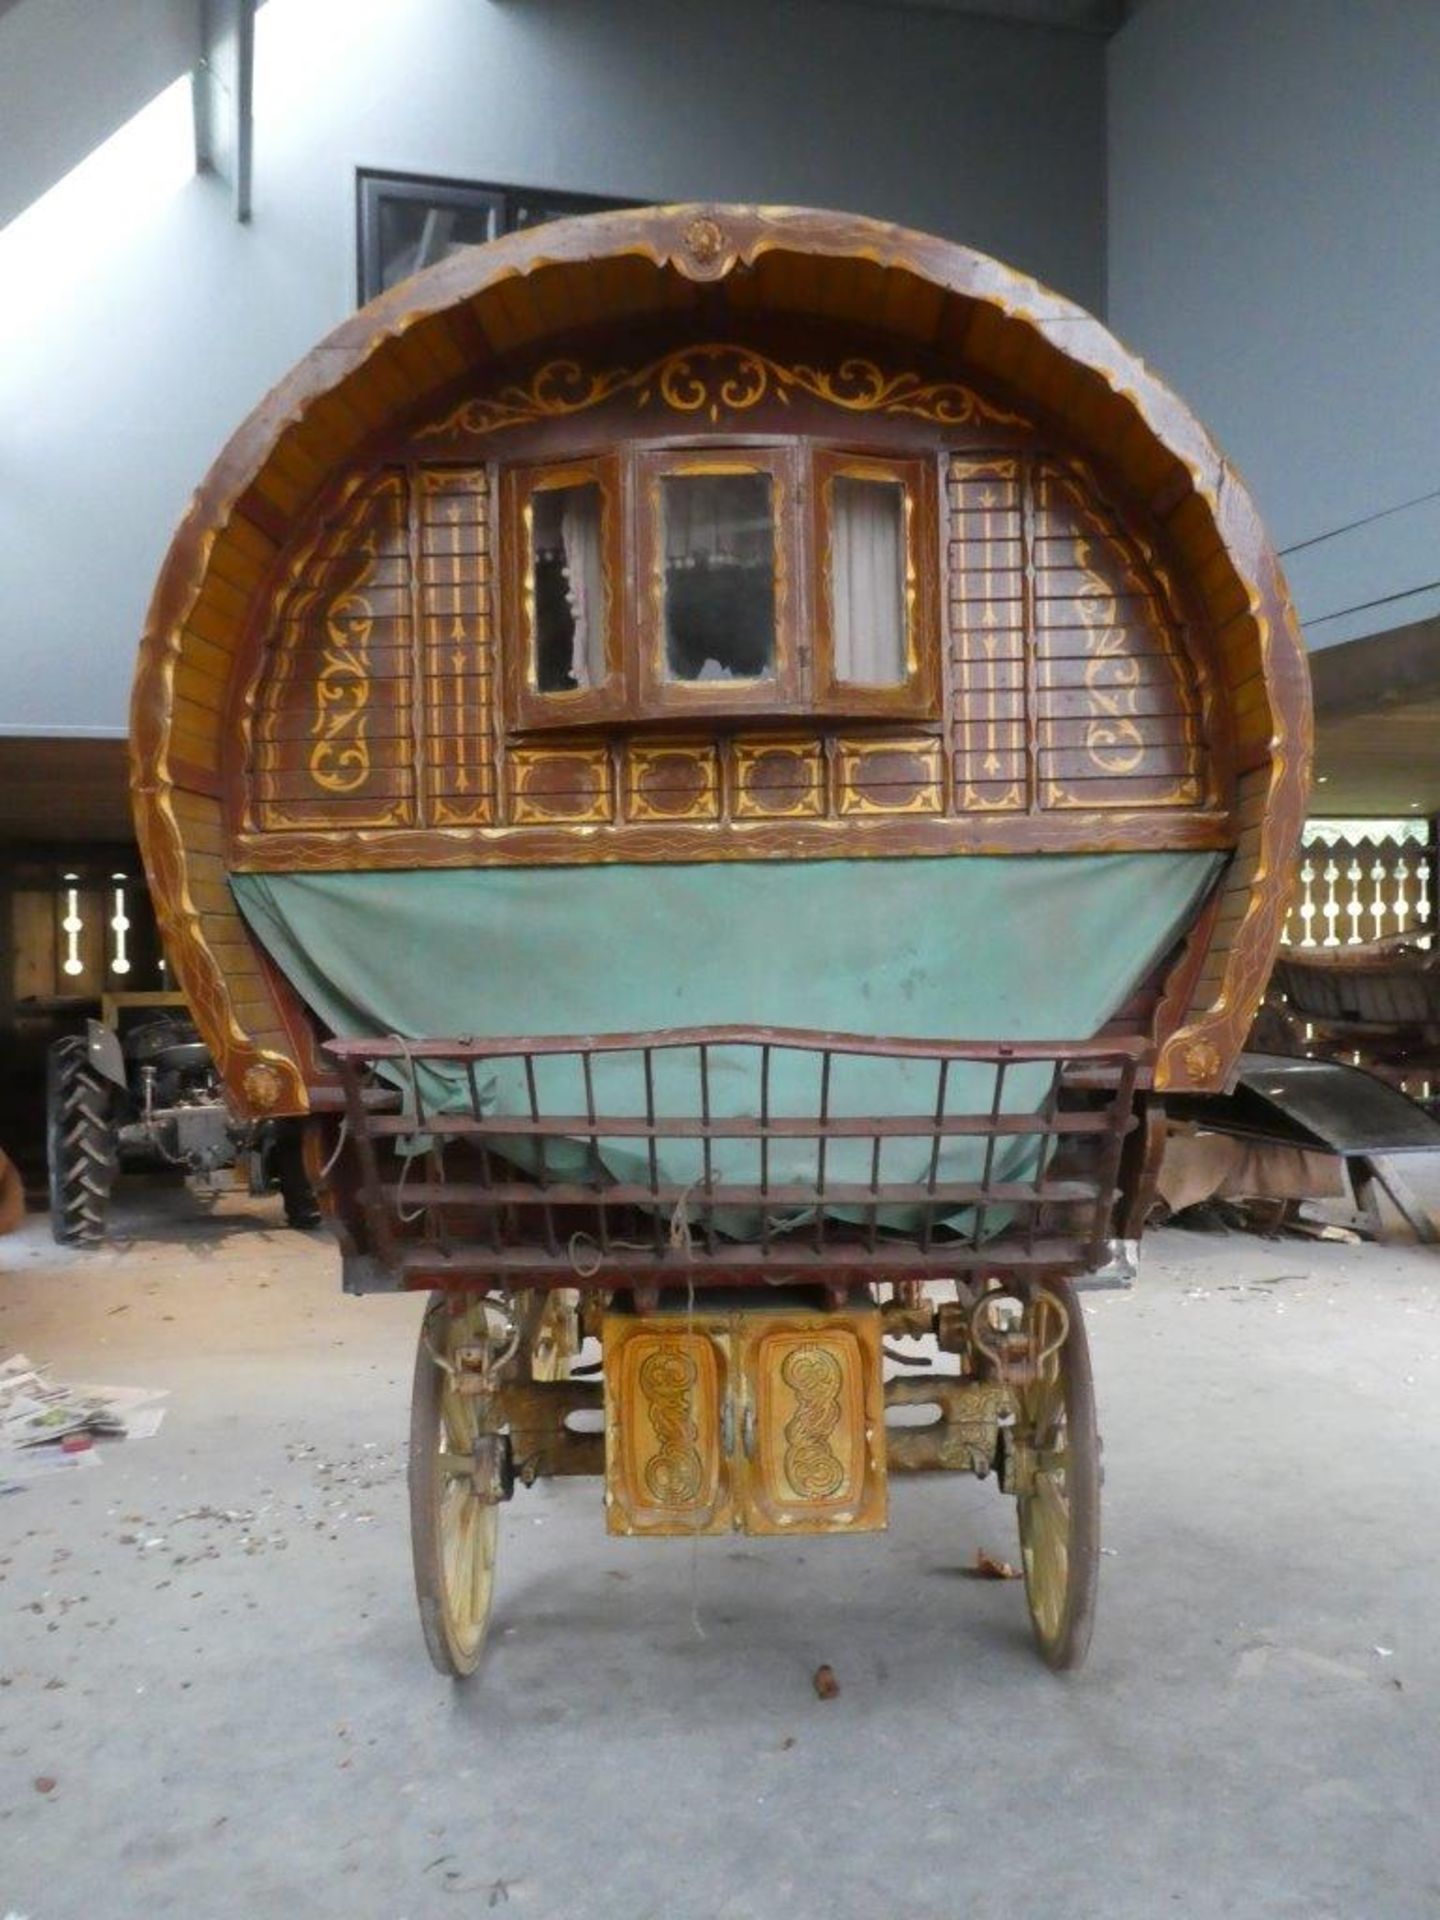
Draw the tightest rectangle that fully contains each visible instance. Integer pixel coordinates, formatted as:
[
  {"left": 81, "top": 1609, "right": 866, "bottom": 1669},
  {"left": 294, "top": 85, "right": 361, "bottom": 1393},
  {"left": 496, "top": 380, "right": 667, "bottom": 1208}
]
[{"left": 325, "top": 1026, "right": 1143, "bottom": 1291}]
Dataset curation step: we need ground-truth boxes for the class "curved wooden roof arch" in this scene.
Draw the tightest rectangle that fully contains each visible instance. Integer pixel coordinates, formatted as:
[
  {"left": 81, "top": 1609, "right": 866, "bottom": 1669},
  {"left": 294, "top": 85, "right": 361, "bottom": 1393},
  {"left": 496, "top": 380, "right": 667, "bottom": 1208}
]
[{"left": 131, "top": 203, "right": 1311, "bottom": 1118}]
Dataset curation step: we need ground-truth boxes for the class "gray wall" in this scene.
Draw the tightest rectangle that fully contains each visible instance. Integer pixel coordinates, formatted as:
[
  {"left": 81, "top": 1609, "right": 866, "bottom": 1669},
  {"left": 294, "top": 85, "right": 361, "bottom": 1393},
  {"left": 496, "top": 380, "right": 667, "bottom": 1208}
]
[
  {"left": 1108, "top": 0, "right": 1440, "bottom": 652},
  {"left": 0, "top": 0, "right": 1106, "bottom": 736},
  {"left": 0, "top": 0, "right": 199, "bottom": 229}
]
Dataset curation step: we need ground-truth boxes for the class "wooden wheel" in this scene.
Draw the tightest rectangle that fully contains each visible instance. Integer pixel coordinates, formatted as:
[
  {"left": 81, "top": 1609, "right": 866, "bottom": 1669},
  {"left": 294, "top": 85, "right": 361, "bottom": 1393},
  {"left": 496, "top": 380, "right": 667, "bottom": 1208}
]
[
  {"left": 1012, "top": 1281, "right": 1100, "bottom": 1672},
  {"left": 409, "top": 1295, "right": 502, "bottom": 1679},
  {"left": 529, "top": 1288, "right": 581, "bottom": 1382}
]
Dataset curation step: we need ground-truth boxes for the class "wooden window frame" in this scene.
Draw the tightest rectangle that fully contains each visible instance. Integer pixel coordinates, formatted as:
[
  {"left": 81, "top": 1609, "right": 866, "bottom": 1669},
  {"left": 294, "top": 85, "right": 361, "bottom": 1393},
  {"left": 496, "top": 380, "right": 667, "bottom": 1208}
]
[
  {"left": 501, "top": 455, "right": 627, "bottom": 732},
  {"left": 633, "top": 446, "right": 803, "bottom": 721},
  {"left": 811, "top": 450, "right": 940, "bottom": 720}
]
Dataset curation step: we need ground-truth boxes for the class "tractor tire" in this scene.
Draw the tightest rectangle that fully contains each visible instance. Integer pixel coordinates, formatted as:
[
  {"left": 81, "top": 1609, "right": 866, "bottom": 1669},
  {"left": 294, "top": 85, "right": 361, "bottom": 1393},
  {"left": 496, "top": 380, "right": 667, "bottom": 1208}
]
[{"left": 46, "top": 1035, "right": 117, "bottom": 1246}]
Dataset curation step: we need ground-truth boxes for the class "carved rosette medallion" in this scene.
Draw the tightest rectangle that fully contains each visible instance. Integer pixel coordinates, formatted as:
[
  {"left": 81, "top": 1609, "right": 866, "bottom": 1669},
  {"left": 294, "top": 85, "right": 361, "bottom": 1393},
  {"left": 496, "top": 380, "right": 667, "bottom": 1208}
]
[
  {"left": 243, "top": 1062, "right": 286, "bottom": 1111},
  {"left": 1183, "top": 1039, "right": 1222, "bottom": 1083},
  {"left": 682, "top": 214, "right": 727, "bottom": 270}
]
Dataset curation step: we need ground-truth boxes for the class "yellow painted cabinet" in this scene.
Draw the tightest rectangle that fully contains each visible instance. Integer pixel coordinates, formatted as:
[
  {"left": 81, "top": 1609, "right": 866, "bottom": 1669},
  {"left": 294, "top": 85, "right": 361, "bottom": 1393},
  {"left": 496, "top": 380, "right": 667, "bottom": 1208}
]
[{"left": 604, "top": 1306, "right": 886, "bottom": 1538}]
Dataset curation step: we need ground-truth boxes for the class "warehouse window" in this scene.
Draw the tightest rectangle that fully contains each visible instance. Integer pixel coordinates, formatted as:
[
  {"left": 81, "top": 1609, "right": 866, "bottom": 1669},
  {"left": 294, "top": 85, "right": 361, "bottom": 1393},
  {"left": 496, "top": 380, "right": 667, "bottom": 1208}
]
[{"left": 355, "top": 169, "right": 640, "bottom": 303}]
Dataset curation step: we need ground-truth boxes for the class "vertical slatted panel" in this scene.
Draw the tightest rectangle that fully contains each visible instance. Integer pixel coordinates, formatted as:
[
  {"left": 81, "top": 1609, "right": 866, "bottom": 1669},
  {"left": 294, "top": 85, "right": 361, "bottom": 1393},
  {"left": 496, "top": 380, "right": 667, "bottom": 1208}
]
[
  {"left": 948, "top": 457, "right": 1027, "bottom": 811},
  {"left": 416, "top": 468, "right": 497, "bottom": 825}
]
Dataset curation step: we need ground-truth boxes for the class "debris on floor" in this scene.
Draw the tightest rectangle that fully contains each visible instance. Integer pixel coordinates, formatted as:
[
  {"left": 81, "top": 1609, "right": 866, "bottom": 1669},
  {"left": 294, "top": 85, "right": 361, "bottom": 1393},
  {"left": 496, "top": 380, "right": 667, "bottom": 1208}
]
[
  {"left": 1, "top": 1351, "right": 167, "bottom": 1493},
  {"left": 973, "top": 1550, "right": 1022, "bottom": 1580},
  {"left": 812, "top": 1663, "right": 840, "bottom": 1700}
]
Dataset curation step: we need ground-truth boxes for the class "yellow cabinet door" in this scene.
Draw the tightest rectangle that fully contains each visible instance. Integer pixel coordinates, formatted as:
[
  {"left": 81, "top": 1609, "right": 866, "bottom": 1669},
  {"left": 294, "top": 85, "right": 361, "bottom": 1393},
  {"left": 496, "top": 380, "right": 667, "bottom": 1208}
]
[
  {"left": 603, "top": 1319, "right": 735, "bottom": 1536},
  {"left": 603, "top": 1304, "right": 887, "bottom": 1538},
  {"left": 737, "top": 1312, "right": 887, "bottom": 1535}
]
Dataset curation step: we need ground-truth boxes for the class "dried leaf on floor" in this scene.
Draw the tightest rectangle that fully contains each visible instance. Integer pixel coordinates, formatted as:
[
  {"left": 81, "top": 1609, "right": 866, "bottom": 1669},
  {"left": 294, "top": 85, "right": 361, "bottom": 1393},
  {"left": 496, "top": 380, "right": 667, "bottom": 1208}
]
[{"left": 975, "top": 1550, "right": 1021, "bottom": 1580}]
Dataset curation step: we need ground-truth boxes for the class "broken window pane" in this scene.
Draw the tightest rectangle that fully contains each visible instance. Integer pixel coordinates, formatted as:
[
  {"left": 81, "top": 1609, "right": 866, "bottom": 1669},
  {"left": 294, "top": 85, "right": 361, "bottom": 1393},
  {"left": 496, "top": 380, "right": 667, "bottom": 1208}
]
[{"left": 659, "top": 472, "right": 776, "bottom": 682}]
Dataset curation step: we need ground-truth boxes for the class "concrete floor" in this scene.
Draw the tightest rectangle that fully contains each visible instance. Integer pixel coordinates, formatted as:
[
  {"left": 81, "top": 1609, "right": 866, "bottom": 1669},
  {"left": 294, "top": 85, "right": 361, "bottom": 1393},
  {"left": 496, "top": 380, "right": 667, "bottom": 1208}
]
[{"left": 1, "top": 1189, "right": 1437, "bottom": 1920}]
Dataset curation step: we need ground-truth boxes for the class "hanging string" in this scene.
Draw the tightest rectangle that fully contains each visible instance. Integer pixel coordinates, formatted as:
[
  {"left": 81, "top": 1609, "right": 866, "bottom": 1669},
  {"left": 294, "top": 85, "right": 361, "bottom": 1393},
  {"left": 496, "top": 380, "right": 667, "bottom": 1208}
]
[{"left": 317, "top": 1113, "right": 350, "bottom": 1181}]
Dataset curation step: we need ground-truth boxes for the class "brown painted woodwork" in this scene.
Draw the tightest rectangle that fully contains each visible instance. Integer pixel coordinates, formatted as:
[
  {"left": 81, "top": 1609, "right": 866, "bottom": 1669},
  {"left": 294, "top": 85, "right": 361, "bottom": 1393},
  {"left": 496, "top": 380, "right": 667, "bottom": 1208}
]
[
  {"left": 131, "top": 204, "right": 1312, "bottom": 1118},
  {"left": 633, "top": 444, "right": 802, "bottom": 719},
  {"left": 500, "top": 454, "right": 626, "bottom": 733},
  {"left": 811, "top": 447, "right": 940, "bottom": 720}
]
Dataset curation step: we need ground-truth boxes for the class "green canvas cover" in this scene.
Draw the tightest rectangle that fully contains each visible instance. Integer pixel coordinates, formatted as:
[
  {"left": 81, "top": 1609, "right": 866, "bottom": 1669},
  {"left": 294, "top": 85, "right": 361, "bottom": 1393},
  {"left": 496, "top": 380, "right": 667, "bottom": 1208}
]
[{"left": 232, "top": 854, "right": 1220, "bottom": 1238}]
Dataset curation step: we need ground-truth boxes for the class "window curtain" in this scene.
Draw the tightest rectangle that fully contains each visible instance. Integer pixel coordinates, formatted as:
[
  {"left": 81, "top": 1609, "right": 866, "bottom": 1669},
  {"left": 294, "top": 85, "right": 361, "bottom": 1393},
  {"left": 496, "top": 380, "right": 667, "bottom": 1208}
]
[
  {"left": 560, "top": 492, "right": 605, "bottom": 689},
  {"left": 832, "top": 478, "right": 905, "bottom": 684}
]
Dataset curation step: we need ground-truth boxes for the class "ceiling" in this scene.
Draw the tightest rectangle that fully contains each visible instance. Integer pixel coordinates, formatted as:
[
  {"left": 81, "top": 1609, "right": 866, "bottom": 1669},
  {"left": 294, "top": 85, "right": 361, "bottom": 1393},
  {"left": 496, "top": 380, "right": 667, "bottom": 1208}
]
[
  {"left": 0, "top": 739, "right": 134, "bottom": 846},
  {"left": 1309, "top": 618, "right": 1440, "bottom": 819},
  {"left": 831, "top": 0, "right": 1134, "bottom": 29}
]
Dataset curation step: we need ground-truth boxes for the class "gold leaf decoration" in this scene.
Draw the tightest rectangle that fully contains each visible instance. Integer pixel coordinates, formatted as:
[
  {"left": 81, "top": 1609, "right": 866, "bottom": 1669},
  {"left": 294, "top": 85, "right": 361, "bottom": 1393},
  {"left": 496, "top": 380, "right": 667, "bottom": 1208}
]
[{"left": 415, "top": 343, "right": 1028, "bottom": 442}]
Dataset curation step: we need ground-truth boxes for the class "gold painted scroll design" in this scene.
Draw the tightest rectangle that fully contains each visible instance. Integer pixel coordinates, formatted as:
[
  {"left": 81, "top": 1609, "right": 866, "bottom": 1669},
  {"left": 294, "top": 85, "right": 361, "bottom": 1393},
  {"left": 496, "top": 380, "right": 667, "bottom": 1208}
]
[
  {"left": 254, "top": 472, "right": 415, "bottom": 831},
  {"left": 638, "top": 1347, "right": 705, "bottom": 1507},
  {"left": 414, "top": 342, "right": 1030, "bottom": 442},
  {"left": 780, "top": 1346, "right": 847, "bottom": 1500},
  {"left": 1034, "top": 462, "right": 1204, "bottom": 810},
  {"left": 307, "top": 541, "right": 378, "bottom": 795}
]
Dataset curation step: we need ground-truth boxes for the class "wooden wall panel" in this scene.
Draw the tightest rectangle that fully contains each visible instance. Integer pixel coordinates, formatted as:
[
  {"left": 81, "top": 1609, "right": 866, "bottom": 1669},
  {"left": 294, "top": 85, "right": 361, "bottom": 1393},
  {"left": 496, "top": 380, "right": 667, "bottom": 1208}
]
[
  {"left": 417, "top": 468, "right": 498, "bottom": 826},
  {"left": 253, "top": 472, "right": 416, "bottom": 831},
  {"left": 948, "top": 458, "right": 1027, "bottom": 811},
  {"left": 1032, "top": 462, "right": 1205, "bottom": 811}
]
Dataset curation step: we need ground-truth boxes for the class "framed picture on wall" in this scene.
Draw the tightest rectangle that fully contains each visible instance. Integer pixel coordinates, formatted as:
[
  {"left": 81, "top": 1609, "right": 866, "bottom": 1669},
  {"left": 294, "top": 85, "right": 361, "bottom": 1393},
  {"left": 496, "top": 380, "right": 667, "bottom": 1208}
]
[{"left": 356, "top": 168, "right": 642, "bottom": 303}]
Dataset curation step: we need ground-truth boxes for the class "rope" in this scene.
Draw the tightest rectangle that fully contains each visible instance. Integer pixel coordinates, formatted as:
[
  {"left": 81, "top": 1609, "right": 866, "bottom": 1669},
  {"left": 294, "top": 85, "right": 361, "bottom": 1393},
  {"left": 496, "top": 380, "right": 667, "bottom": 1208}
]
[
  {"left": 317, "top": 1114, "right": 349, "bottom": 1181},
  {"left": 386, "top": 1032, "right": 437, "bottom": 1225},
  {"left": 565, "top": 1186, "right": 698, "bottom": 1278},
  {"left": 395, "top": 1147, "right": 427, "bottom": 1225}
]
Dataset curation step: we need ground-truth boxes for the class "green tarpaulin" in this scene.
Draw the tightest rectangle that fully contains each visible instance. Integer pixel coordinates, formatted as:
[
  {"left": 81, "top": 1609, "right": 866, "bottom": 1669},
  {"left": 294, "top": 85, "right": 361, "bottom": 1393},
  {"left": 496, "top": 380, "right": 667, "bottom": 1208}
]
[{"left": 233, "top": 854, "right": 1220, "bottom": 1238}]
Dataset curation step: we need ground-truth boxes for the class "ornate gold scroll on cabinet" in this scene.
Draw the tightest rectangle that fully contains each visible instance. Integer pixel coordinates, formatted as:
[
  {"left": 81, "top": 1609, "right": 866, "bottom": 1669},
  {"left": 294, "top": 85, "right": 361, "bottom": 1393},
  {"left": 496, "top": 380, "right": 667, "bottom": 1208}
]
[{"left": 602, "top": 1304, "right": 886, "bottom": 1537}]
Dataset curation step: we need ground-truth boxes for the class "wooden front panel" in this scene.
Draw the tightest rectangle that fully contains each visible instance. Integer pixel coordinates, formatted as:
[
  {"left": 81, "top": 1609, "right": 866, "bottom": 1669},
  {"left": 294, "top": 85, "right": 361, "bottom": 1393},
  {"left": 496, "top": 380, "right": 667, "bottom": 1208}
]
[
  {"left": 252, "top": 472, "right": 416, "bottom": 830},
  {"left": 625, "top": 741, "right": 722, "bottom": 822},
  {"left": 730, "top": 737, "right": 827, "bottom": 819},
  {"left": 233, "top": 346, "right": 1226, "bottom": 861},
  {"left": 604, "top": 1322, "right": 733, "bottom": 1536},
  {"left": 836, "top": 734, "right": 945, "bottom": 817},
  {"left": 947, "top": 454, "right": 1209, "bottom": 818},
  {"left": 137, "top": 206, "right": 1309, "bottom": 1115},
  {"left": 1032, "top": 461, "right": 1207, "bottom": 810},
  {"left": 507, "top": 744, "right": 615, "bottom": 825},
  {"left": 741, "top": 1313, "right": 886, "bottom": 1535}
]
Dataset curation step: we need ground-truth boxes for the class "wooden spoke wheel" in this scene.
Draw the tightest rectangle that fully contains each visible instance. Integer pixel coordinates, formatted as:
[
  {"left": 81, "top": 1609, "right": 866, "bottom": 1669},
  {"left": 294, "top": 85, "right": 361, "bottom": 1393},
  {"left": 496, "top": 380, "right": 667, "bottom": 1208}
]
[
  {"left": 409, "top": 1295, "right": 502, "bottom": 1679},
  {"left": 1012, "top": 1280, "right": 1100, "bottom": 1672}
]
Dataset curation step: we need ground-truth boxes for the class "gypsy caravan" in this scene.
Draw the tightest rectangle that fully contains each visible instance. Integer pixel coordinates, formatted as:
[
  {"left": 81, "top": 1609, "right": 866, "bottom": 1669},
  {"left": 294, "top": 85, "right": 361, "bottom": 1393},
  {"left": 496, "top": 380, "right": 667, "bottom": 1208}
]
[{"left": 132, "top": 206, "right": 1310, "bottom": 1675}]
